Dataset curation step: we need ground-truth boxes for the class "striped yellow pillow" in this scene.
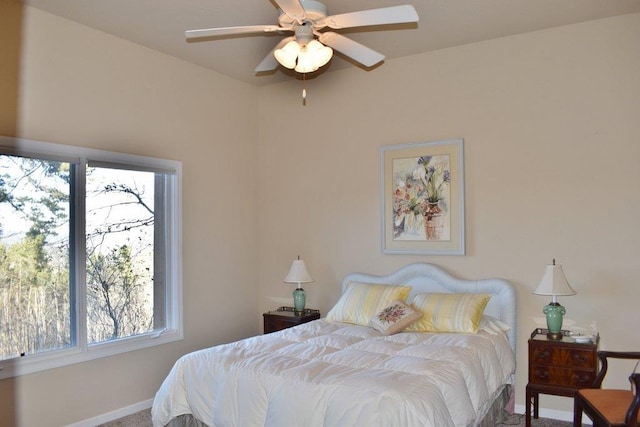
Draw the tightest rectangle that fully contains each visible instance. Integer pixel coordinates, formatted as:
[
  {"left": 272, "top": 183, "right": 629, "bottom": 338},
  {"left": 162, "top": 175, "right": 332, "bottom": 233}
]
[
  {"left": 325, "top": 282, "right": 412, "bottom": 326},
  {"left": 405, "top": 293, "right": 491, "bottom": 333}
]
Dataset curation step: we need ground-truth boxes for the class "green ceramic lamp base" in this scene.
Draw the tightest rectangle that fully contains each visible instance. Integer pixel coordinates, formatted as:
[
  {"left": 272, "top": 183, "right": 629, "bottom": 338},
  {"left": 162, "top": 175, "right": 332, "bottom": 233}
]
[
  {"left": 543, "top": 301, "right": 566, "bottom": 340},
  {"left": 293, "top": 287, "right": 306, "bottom": 314}
]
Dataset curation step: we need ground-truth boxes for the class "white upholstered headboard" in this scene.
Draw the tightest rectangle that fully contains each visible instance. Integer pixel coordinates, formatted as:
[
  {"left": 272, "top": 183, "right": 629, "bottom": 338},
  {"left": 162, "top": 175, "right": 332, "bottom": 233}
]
[{"left": 341, "top": 263, "right": 517, "bottom": 354}]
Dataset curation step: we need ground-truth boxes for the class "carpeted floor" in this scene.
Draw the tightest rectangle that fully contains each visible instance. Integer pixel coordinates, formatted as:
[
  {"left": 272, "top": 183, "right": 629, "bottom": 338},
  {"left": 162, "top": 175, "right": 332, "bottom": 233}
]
[
  {"left": 101, "top": 409, "right": 575, "bottom": 426},
  {"left": 97, "top": 409, "right": 152, "bottom": 427},
  {"left": 501, "top": 412, "right": 573, "bottom": 426}
]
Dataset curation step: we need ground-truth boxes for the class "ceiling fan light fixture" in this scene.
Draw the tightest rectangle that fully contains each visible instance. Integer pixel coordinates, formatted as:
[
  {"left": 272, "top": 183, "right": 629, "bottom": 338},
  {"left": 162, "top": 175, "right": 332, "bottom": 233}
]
[
  {"left": 274, "top": 40, "right": 301, "bottom": 69},
  {"left": 286, "top": 39, "right": 332, "bottom": 73}
]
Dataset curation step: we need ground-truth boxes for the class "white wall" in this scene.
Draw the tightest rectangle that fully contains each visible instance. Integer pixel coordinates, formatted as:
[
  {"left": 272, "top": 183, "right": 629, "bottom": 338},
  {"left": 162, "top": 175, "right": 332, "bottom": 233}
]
[
  {"left": 257, "top": 13, "right": 640, "bottom": 415},
  {"left": 0, "top": 7, "right": 260, "bottom": 426}
]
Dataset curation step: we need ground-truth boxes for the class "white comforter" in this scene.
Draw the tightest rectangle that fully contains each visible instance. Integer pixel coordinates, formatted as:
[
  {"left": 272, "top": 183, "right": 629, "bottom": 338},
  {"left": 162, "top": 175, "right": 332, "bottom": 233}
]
[{"left": 152, "top": 320, "right": 515, "bottom": 427}]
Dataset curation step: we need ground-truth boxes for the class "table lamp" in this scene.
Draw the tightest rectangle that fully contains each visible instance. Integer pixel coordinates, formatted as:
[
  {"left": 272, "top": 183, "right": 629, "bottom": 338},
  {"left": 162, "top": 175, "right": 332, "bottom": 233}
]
[
  {"left": 284, "top": 256, "right": 314, "bottom": 314},
  {"left": 533, "top": 259, "right": 577, "bottom": 340}
]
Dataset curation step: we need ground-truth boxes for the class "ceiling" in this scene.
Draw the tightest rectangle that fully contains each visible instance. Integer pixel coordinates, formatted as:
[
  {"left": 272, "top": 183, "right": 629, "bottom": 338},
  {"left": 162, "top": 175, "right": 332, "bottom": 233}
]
[{"left": 23, "top": 0, "right": 640, "bottom": 86}]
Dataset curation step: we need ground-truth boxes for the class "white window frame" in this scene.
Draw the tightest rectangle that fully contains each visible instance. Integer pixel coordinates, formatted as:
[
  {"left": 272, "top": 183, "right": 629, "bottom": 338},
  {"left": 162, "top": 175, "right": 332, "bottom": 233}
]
[{"left": 0, "top": 136, "right": 183, "bottom": 379}]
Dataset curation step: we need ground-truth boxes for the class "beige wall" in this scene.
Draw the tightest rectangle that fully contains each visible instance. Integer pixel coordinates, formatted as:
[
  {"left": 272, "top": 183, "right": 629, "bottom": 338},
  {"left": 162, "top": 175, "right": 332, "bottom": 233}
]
[
  {"left": 1, "top": 7, "right": 259, "bottom": 426},
  {"left": 257, "top": 13, "right": 640, "bottom": 415},
  {"left": 0, "top": 0, "right": 22, "bottom": 419},
  {"left": 0, "top": 0, "right": 22, "bottom": 137}
]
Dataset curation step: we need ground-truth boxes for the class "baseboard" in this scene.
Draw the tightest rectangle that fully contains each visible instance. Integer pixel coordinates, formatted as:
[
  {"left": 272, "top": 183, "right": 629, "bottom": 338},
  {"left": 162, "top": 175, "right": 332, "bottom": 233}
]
[
  {"left": 513, "top": 403, "right": 592, "bottom": 425},
  {"left": 65, "top": 398, "right": 153, "bottom": 427}
]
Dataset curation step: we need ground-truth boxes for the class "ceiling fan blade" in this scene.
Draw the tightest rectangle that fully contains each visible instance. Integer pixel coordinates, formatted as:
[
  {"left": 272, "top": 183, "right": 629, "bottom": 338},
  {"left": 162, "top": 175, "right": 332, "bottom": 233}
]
[
  {"left": 254, "top": 37, "right": 294, "bottom": 73},
  {"left": 185, "top": 25, "right": 283, "bottom": 39},
  {"left": 316, "top": 5, "right": 418, "bottom": 30},
  {"left": 274, "top": 0, "right": 307, "bottom": 21},
  {"left": 319, "top": 32, "right": 385, "bottom": 67}
]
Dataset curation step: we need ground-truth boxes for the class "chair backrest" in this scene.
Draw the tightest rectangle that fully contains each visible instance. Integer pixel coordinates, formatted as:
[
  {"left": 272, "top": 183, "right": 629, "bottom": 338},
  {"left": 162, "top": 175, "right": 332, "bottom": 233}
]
[
  {"left": 594, "top": 351, "right": 640, "bottom": 388},
  {"left": 628, "top": 373, "right": 640, "bottom": 426}
]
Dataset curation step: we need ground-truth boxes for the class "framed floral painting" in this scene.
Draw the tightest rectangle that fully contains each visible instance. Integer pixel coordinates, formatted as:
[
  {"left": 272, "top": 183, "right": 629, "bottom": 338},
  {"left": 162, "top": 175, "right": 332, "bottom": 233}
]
[{"left": 380, "top": 139, "right": 465, "bottom": 255}]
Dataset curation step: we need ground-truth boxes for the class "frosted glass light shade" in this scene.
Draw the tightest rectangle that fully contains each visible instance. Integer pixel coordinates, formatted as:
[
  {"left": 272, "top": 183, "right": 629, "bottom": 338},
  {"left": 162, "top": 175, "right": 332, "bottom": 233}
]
[
  {"left": 274, "top": 40, "right": 300, "bottom": 69},
  {"left": 307, "top": 40, "right": 332, "bottom": 68},
  {"left": 295, "top": 49, "right": 316, "bottom": 73}
]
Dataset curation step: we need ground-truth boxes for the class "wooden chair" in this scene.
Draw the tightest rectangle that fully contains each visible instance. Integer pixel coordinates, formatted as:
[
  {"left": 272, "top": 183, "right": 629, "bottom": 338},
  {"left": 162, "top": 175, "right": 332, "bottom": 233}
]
[{"left": 574, "top": 351, "right": 640, "bottom": 427}]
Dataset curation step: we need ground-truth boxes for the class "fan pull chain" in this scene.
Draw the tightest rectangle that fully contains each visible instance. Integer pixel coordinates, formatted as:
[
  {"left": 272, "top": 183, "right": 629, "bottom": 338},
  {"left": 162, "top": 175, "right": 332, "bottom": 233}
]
[{"left": 302, "top": 73, "right": 307, "bottom": 106}]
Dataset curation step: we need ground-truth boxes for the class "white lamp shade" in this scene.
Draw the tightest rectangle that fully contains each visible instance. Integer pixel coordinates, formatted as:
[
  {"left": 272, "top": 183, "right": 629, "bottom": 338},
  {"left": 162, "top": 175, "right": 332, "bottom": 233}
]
[
  {"left": 533, "top": 262, "right": 577, "bottom": 296},
  {"left": 318, "top": 47, "right": 333, "bottom": 67},
  {"left": 294, "top": 49, "right": 317, "bottom": 73},
  {"left": 284, "top": 259, "right": 314, "bottom": 284},
  {"left": 310, "top": 41, "right": 332, "bottom": 68},
  {"left": 274, "top": 40, "right": 300, "bottom": 69}
]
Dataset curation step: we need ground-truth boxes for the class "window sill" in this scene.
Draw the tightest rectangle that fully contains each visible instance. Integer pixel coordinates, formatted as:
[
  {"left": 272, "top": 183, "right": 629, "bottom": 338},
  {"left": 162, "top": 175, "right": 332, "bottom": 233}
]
[{"left": 0, "top": 328, "right": 183, "bottom": 380}]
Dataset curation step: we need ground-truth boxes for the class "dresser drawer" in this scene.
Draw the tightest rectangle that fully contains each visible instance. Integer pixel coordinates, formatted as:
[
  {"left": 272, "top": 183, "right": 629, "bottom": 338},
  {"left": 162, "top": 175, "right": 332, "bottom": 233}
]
[
  {"left": 264, "top": 317, "right": 299, "bottom": 333},
  {"left": 529, "top": 365, "right": 596, "bottom": 388},
  {"left": 530, "top": 344, "right": 595, "bottom": 369}
]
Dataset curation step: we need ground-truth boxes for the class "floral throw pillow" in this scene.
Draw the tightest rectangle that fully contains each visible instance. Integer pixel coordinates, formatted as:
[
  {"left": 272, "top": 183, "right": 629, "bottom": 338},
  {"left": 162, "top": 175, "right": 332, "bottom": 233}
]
[{"left": 369, "top": 300, "right": 421, "bottom": 335}]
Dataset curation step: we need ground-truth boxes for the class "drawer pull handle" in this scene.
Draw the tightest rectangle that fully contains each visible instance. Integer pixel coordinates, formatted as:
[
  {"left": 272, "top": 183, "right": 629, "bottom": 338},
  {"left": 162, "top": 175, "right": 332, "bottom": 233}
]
[
  {"left": 536, "top": 371, "right": 550, "bottom": 379},
  {"left": 574, "top": 374, "right": 591, "bottom": 385},
  {"left": 573, "top": 353, "right": 588, "bottom": 363},
  {"left": 536, "top": 350, "right": 550, "bottom": 359}
]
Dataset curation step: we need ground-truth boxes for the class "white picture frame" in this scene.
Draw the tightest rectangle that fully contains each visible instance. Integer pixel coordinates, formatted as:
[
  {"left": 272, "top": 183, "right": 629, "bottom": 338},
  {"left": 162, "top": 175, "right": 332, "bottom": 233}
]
[{"left": 380, "top": 139, "right": 465, "bottom": 255}]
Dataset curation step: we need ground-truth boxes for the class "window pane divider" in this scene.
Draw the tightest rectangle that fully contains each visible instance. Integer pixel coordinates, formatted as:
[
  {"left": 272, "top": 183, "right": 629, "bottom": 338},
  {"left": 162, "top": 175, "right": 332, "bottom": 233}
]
[{"left": 74, "top": 161, "right": 89, "bottom": 352}]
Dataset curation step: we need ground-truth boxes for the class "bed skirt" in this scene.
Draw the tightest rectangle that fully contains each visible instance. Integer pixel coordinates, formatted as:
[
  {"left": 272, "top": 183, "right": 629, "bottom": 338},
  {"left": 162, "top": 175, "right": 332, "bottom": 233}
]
[
  {"left": 478, "top": 384, "right": 511, "bottom": 427},
  {"left": 163, "top": 384, "right": 512, "bottom": 427}
]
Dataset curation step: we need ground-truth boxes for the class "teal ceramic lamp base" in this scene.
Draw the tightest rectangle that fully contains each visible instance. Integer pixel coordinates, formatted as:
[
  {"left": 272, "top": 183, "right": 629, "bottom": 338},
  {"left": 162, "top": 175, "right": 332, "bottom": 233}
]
[
  {"left": 293, "top": 287, "right": 306, "bottom": 314},
  {"left": 543, "top": 301, "right": 566, "bottom": 340}
]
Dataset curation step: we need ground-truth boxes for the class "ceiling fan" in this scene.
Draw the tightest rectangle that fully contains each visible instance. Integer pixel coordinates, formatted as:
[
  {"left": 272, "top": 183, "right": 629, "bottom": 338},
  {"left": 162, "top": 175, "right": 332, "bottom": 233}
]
[{"left": 185, "top": 0, "right": 419, "bottom": 75}]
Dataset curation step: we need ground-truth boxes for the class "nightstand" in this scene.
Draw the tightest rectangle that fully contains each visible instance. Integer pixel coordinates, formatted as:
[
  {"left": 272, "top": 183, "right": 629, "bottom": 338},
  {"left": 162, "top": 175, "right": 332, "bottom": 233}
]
[
  {"left": 525, "top": 328, "right": 599, "bottom": 427},
  {"left": 263, "top": 306, "right": 321, "bottom": 334}
]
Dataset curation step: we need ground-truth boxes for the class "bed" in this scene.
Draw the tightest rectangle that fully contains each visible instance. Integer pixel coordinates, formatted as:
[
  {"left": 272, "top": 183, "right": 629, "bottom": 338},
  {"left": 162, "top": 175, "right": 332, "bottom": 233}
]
[{"left": 152, "top": 263, "right": 517, "bottom": 427}]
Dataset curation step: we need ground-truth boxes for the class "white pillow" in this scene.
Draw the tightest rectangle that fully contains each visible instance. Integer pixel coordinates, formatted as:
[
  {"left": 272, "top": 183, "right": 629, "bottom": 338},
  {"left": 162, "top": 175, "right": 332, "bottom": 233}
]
[{"left": 479, "top": 315, "right": 511, "bottom": 335}]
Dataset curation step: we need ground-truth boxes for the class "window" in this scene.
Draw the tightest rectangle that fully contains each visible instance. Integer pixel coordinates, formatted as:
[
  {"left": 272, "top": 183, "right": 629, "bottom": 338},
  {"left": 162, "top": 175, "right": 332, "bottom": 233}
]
[{"left": 0, "top": 137, "right": 182, "bottom": 378}]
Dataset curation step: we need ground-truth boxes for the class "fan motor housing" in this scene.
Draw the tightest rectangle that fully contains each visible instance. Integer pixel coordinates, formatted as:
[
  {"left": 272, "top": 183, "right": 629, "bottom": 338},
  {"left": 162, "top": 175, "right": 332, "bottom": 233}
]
[{"left": 278, "top": 0, "right": 328, "bottom": 26}]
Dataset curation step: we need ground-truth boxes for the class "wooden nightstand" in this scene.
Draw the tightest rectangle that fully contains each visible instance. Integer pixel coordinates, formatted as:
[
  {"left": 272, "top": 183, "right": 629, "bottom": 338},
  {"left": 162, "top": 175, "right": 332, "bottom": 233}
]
[
  {"left": 263, "top": 307, "right": 321, "bottom": 334},
  {"left": 525, "top": 328, "right": 599, "bottom": 427}
]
